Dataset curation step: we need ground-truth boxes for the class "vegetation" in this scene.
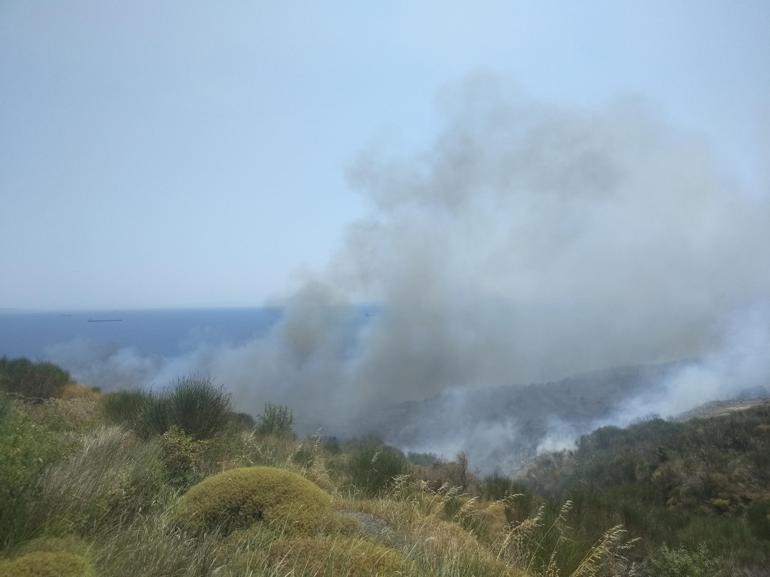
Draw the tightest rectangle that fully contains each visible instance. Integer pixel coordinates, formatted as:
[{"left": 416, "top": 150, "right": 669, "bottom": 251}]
[
  {"left": 645, "top": 544, "right": 728, "bottom": 577},
  {"left": 0, "top": 357, "right": 71, "bottom": 400},
  {"left": 256, "top": 402, "right": 294, "bottom": 437},
  {"left": 0, "top": 550, "right": 94, "bottom": 577},
  {"left": 100, "top": 389, "right": 148, "bottom": 430},
  {"left": 174, "top": 466, "right": 333, "bottom": 534},
  {"left": 0, "top": 404, "right": 74, "bottom": 546},
  {"left": 523, "top": 403, "right": 770, "bottom": 572},
  {"left": 1, "top": 357, "right": 768, "bottom": 576},
  {"left": 141, "top": 377, "right": 231, "bottom": 440},
  {"left": 100, "top": 377, "right": 231, "bottom": 440},
  {"left": 232, "top": 535, "right": 409, "bottom": 576},
  {"left": 347, "top": 442, "right": 409, "bottom": 496}
]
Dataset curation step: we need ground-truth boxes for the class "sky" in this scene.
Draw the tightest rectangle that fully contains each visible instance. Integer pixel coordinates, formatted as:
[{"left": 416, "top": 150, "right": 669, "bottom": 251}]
[{"left": 1, "top": 0, "right": 769, "bottom": 310}]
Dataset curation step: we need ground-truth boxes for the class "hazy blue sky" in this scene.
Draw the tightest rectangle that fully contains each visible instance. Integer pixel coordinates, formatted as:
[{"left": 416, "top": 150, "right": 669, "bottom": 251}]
[{"left": 1, "top": 0, "right": 768, "bottom": 310}]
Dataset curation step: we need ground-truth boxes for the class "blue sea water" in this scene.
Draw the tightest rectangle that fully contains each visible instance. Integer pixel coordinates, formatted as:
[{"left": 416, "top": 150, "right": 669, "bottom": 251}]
[{"left": 0, "top": 308, "right": 282, "bottom": 360}]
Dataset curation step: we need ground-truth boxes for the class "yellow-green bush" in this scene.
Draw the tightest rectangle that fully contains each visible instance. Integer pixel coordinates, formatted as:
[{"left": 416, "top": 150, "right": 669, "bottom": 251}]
[
  {"left": 230, "top": 535, "right": 408, "bottom": 577},
  {"left": 174, "top": 466, "right": 332, "bottom": 534},
  {"left": 15, "top": 536, "right": 90, "bottom": 557},
  {"left": 0, "top": 551, "right": 94, "bottom": 577}
]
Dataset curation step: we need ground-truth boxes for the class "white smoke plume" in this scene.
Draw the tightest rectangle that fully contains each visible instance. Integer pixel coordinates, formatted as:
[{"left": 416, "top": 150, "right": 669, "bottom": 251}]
[
  {"left": 46, "top": 76, "right": 770, "bottom": 464},
  {"left": 603, "top": 305, "right": 770, "bottom": 427}
]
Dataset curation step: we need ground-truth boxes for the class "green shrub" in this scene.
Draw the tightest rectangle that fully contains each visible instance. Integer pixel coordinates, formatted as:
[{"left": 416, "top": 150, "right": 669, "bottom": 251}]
[
  {"left": 159, "top": 426, "right": 204, "bottom": 489},
  {"left": 139, "top": 377, "right": 231, "bottom": 440},
  {"left": 100, "top": 389, "right": 149, "bottom": 429},
  {"left": 255, "top": 402, "right": 294, "bottom": 437},
  {"left": 174, "top": 466, "right": 332, "bottom": 534},
  {"left": 0, "top": 405, "right": 73, "bottom": 546},
  {"left": 0, "top": 357, "right": 71, "bottom": 400},
  {"left": 0, "top": 551, "right": 94, "bottom": 577},
  {"left": 646, "top": 544, "right": 727, "bottom": 577},
  {"left": 166, "top": 377, "right": 230, "bottom": 439},
  {"left": 747, "top": 500, "right": 770, "bottom": 541},
  {"left": 140, "top": 393, "right": 172, "bottom": 438},
  {"left": 348, "top": 444, "right": 408, "bottom": 496}
]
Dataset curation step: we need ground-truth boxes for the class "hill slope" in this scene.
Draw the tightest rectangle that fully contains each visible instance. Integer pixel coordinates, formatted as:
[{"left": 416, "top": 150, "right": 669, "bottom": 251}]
[
  {"left": 522, "top": 402, "right": 770, "bottom": 570},
  {"left": 365, "top": 361, "right": 688, "bottom": 470}
]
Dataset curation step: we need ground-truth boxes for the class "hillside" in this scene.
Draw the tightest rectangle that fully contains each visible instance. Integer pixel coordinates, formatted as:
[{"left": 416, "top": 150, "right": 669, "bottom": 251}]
[
  {"left": 3, "top": 357, "right": 768, "bottom": 576},
  {"left": 366, "top": 361, "right": 688, "bottom": 470},
  {"left": 522, "top": 402, "right": 770, "bottom": 572}
]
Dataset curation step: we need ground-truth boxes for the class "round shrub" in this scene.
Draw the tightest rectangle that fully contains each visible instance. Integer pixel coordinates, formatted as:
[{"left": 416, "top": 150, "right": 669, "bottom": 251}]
[
  {"left": 231, "top": 536, "right": 407, "bottom": 577},
  {"left": 0, "top": 551, "right": 94, "bottom": 577},
  {"left": 174, "top": 466, "right": 332, "bottom": 534}
]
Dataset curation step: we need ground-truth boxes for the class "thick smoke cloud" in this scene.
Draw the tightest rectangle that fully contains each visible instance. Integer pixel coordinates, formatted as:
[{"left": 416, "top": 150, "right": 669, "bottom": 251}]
[
  {"left": 48, "top": 77, "right": 770, "bottom": 463},
  {"left": 332, "top": 77, "right": 770, "bottom": 408}
]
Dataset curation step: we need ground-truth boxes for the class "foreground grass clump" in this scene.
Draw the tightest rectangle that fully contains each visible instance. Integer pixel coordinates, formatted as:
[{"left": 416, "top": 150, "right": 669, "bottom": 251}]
[
  {"left": 0, "top": 551, "right": 94, "bottom": 577},
  {"left": 34, "top": 427, "right": 168, "bottom": 536},
  {"left": 174, "top": 466, "right": 332, "bottom": 534},
  {"left": 230, "top": 535, "right": 408, "bottom": 577}
]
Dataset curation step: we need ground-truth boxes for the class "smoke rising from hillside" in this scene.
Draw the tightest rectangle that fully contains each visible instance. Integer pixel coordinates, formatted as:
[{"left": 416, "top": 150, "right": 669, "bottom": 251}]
[{"left": 48, "top": 77, "right": 770, "bottom": 460}]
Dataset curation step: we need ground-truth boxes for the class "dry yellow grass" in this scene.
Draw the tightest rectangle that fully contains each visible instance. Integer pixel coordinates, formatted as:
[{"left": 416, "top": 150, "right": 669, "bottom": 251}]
[
  {"left": 237, "top": 535, "right": 408, "bottom": 576},
  {"left": 60, "top": 384, "right": 101, "bottom": 401}
]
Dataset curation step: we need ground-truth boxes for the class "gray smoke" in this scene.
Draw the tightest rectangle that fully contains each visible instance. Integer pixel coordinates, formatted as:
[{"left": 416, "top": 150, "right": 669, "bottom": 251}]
[{"left": 47, "top": 76, "right": 770, "bottom": 466}]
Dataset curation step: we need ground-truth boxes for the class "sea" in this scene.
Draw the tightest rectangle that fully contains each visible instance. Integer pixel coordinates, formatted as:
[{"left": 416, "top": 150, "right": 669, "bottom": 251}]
[{"left": 0, "top": 308, "right": 282, "bottom": 361}]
